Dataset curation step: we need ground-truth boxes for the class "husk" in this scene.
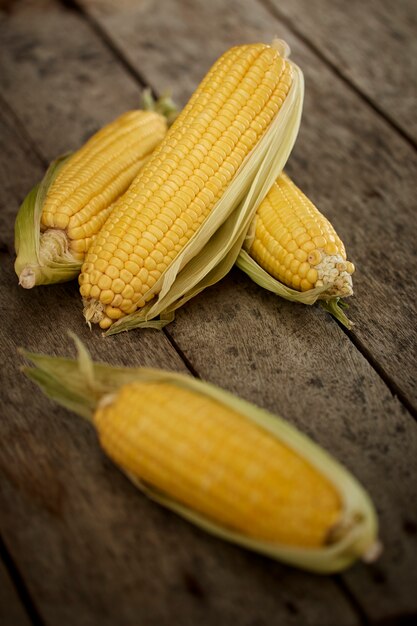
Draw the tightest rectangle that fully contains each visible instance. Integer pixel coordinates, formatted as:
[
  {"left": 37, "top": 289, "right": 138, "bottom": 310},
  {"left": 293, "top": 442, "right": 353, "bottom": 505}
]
[
  {"left": 14, "top": 153, "right": 81, "bottom": 287},
  {"left": 105, "top": 60, "right": 305, "bottom": 334},
  {"left": 14, "top": 94, "right": 177, "bottom": 290},
  {"left": 141, "top": 87, "right": 178, "bottom": 126},
  {"left": 21, "top": 335, "right": 380, "bottom": 574},
  {"left": 236, "top": 249, "right": 353, "bottom": 328}
]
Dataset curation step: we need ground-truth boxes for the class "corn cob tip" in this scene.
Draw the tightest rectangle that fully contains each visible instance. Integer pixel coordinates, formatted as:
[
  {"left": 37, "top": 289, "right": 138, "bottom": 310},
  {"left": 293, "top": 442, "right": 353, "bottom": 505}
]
[
  {"left": 17, "top": 227, "right": 76, "bottom": 289},
  {"left": 325, "top": 510, "right": 381, "bottom": 566},
  {"left": 39, "top": 228, "right": 74, "bottom": 261},
  {"left": 326, "top": 510, "right": 370, "bottom": 548},
  {"left": 313, "top": 250, "right": 354, "bottom": 298},
  {"left": 361, "top": 539, "right": 383, "bottom": 563},
  {"left": 18, "top": 266, "right": 36, "bottom": 289},
  {"left": 83, "top": 298, "right": 104, "bottom": 328}
]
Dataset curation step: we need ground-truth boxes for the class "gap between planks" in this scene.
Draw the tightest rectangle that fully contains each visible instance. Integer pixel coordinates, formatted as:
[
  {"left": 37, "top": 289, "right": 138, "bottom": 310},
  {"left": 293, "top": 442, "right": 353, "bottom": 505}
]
[
  {"left": 0, "top": 534, "right": 45, "bottom": 626},
  {"left": 61, "top": 0, "right": 151, "bottom": 91},
  {"left": 259, "top": 0, "right": 417, "bottom": 152},
  {"left": 0, "top": 94, "right": 47, "bottom": 168},
  {"left": 163, "top": 328, "right": 201, "bottom": 379},
  {"left": 335, "top": 575, "right": 370, "bottom": 626},
  {"left": 338, "top": 324, "right": 417, "bottom": 421}
]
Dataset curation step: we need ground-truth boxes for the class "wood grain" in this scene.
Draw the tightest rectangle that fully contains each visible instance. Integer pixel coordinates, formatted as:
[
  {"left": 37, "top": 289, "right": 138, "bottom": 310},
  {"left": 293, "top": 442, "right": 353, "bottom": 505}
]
[
  {"left": 266, "top": 0, "right": 417, "bottom": 144},
  {"left": 0, "top": 0, "right": 144, "bottom": 161},
  {"left": 0, "top": 559, "right": 31, "bottom": 626},
  {"left": 0, "top": 3, "right": 360, "bottom": 626}
]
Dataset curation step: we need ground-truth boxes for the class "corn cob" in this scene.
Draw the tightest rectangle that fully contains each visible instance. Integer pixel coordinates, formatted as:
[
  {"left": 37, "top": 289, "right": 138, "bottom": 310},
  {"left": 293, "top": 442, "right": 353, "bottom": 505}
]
[
  {"left": 80, "top": 42, "right": 300, "bottom": 331},
  {"left": 236, "top": 172, "right": 355, "bottom": 327},
  {"left": 247, "top": 172, "right": 354, "bottom": 296},
  {"left": 22, "top": 335, "right": 381, "bottom": 573},
  {"left": 15, "top": 93, "right": 174, "bottom": 288},
  {"left": 96, "top": 380, "right": 341, "bottom": 547}
]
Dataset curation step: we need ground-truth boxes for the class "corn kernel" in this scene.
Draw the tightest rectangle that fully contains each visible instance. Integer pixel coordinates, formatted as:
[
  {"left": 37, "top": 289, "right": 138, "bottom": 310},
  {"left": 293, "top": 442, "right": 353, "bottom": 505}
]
[
  {"left": 307, "top": 268, "right": 318, "bottom": 284},
  {"left": 105, "top": 265, "right": 119, "bottom": 280},
  {"left": 105, "top": 306, "right": 125, "bottom": 320},
  {"left": 300, "top": 278, "right": 312, "bottom": 291},
  {"left": 100, "top": 290, "right": 114, "bottom": 305},
  {"left": 308, "top": 250, "right": 322, "bottom": 266},
  {"left": 98, "top": 275, "right": 112, "bottom": 290},
  {"left": 112, "top": 279, "right": 125, "bottom": 294}
]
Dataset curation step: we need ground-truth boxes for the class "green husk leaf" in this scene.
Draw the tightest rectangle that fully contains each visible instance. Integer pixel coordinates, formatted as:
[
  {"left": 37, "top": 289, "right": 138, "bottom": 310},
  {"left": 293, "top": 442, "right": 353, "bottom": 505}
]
[
  {"left": 319, "top": 298, "right": 353, "bottom": 329},
  {"left": 105, "top": 61, "right": 305, "bottom": 334},
  {"left": 236, "top": 249, "right": 353, "bottom": 328},
  {"left": 23, "top": 366, "right": 95, "bottom": 421},
  {"left": 14, "top": 153, "right": 82, "bottom": 287},
  {"left": 14, "top": 91, "right": 178, "bottom": 291},
  {"left": 141, "top": 87, "right": 178, "bottom": 126},
  {"left": 21, "top": 336, "right": 380, "bottom": 574}
]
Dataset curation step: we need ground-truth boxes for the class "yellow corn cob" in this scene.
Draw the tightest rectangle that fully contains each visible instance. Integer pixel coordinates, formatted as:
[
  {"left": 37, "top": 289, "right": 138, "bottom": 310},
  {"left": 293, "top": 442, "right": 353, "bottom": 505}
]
[
  {"left": 16, "top": 104, "right": 169, "bottom": 288},
  {"left": 96, "top": 380, "right": 340, "bottom": 547},
  {"left": 80, "top": 43, "right": 294, "bottom": 330},
  {"left": 40, "top": 110, "right": 166, "bottom": 260},
  {"left": 247, "top": 172, "right": 355, "bottom": 296},
  {"left": 23, "top": 336, "right": 381, "bottom": 573}
]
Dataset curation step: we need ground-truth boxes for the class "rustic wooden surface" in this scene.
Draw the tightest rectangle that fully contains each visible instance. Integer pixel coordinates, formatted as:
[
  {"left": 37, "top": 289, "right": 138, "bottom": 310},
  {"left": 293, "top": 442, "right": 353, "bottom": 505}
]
[
  {"left": 266, "top": 0, "right": 417, "bottom": 145},
  {"left": 1, "top": 1, "right": 416, "bottom": 625}
]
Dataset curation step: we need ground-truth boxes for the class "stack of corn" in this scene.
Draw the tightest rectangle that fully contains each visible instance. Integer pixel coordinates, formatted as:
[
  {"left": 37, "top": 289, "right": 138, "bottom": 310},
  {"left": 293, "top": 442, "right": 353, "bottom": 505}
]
[
  {"left": 14, "top": 39, "right": 355, "bottom": 329},
  {"left": 15, "top": 40, "right": 305, "bottom": 331}
]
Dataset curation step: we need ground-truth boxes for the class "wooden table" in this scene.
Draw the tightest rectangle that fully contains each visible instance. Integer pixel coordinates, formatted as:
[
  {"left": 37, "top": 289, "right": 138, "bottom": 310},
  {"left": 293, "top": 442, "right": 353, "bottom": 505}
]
[{"left": 1, "top": 1, "right": 416, "bottom": 624}]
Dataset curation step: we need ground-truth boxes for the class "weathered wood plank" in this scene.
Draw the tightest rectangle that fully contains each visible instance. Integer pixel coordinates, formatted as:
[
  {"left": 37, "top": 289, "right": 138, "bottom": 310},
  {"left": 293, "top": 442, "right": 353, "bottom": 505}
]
[
  {"left": 0, "top": 558, "right": 31, "bottom": 626},
  {"left": 0, "top": 0, "right": 144, "bottom": 161},
  {"left": 80, "top": 0, "right": 417, "bottom": 142},
  {"left": 74, "top": 0, "right": 417, "bottom": 620},
  {"left": 266, "top": 0, "right": 417, "bottom": 144},
  {"left": 0, "top": 4, "right": 360, "bottom": 626},
  {"left": 76, "top": 0, "right": 417, "bottom": 413}
]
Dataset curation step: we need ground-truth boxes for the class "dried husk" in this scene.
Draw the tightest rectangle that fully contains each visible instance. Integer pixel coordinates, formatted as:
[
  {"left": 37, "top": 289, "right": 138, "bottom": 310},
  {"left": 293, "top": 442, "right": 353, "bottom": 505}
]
[
  {"left": 21, "top": 334, "right": 380, "bottom": 573},
  {"left": 14, "top": 153, "right": 80, "bottom": 287},
  {"left": 236, "top": 249, "right": 353, "bottom": 328},
  {"left": 14, "top": 93, "right": 176, "bottom": 289}
]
